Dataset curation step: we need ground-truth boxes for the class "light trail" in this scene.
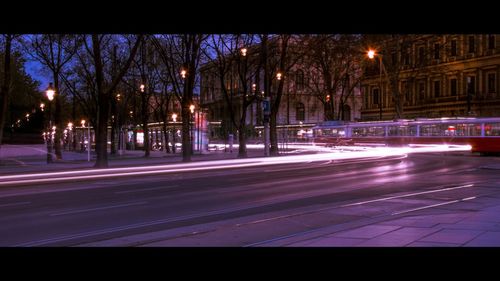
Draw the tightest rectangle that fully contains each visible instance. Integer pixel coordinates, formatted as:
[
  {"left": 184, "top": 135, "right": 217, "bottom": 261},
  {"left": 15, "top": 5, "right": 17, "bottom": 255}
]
[{"left": 0, "top": 144, "right": 471, "bottom": 186}]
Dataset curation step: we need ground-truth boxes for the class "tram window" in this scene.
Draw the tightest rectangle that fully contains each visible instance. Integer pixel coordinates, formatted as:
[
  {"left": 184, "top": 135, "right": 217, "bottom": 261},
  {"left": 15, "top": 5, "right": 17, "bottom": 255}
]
[
  {"left": 455, "top": 123, "right": 481, "bottom": 136},
  {"left": 314, "top": 128, "right": 345, "bottom": 137},
  {"left": 485, "top": 123, "right": 500, "bottom": 136},
  {"left": 420, "top": 125, "right": 449, "bottom": 136},
  {"left": 388, "top": 126, "right": 416, "bottom": 136},
  {"left": 353, "top": 126, "right": 384, "bottom": 137}
]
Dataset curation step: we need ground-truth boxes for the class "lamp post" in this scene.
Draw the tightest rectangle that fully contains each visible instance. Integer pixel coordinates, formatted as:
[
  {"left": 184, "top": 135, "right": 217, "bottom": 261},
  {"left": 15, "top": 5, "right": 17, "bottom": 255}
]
[
  {"left": 368, "top": 49, "right": 383, "bottom": 121},
  {"left": 190, "top": 104, "right": 195, "bottom": 155},
  {"left": 172, "top": 113, "right": 177, "bottom": 153},
  {"left": 81, "top": 119, "right": 90, "bottom": 162},
  {"left": 67, "top": 122, "right": 73, "bottom": 151},
  {"left": 45, "top": 83, "right": 55, "bottom": 163}
]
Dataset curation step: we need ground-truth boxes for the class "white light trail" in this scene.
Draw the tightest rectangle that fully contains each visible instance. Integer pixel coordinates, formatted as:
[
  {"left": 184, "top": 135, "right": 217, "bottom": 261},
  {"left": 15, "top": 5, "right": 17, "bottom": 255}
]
[{"left": 0, "top": 144, "right": 471, "bottom": 186}]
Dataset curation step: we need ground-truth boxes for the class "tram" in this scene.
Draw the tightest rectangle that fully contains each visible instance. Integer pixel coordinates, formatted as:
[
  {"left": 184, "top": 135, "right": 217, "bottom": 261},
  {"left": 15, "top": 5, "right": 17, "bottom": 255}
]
[{"left": 312, "top": 117, "right": 500, "bottom": 154}]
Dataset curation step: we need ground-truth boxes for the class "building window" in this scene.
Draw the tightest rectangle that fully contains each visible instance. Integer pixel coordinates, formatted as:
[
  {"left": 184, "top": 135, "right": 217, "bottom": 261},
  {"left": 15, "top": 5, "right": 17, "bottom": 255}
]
[
  {"left": 403, "top": 48, "right": 410, "bottom": 65},
  {"left": 488, "top": 35, "right": 495, "bottom": 50},
  {"left": 296, "top": 102, "right": 305, "bottom": 121},
  {"left": 451, "top": 39, "right": 457, "bottom": 56},
  {"left": 434, "top": 43, "right": 440, "bottom": 60},
  {"left": 450, "top": 78, "right": 457, "bottom": 96},
  {"left": 468, "top": 36, "right": 475, "bottom": 53},
  {"left": 418, "top": 46, "right": 425, "bottom": 65},
  {"left": 296, "top": 70, "right": 304, "bottom": 91},
  {"left": 434, "top": 80, "right": 441, "bottom": 98},
  {"left": 418, "top": 82, "right": 425, "bottom": 100},
  {"left": 466, "top": 76, "right": 476, "bottom": 95},
  {"left": 488, "top": 73, "right": 496, "bottom": 93},
  {"left": 372, "top": 88, "right": 379, "bottom": 105},
  {"left": 391, "top": 51, "right": 397, "bottom": 66}
]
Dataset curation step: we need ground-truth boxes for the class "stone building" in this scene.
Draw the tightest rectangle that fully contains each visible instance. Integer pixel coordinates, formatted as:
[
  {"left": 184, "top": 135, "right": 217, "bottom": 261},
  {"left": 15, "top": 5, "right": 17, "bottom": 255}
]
[
  {"left": 361, "top": 34, "right": 500, "bottom": 120},
  {"left": 200, "top": 37, "right": 362, "bottom": 141}
]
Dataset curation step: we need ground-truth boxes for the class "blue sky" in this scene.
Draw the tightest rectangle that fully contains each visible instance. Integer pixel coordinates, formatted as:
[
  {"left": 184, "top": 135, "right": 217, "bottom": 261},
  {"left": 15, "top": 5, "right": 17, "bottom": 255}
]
[{"left": 25, "top": 60, "right": 50, "bottom": 91}]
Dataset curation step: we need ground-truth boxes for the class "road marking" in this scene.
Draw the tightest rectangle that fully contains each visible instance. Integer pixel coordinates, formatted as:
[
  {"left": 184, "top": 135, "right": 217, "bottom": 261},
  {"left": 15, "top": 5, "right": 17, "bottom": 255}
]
[
  {"left": 340, "top": 184, "right": 474, "bottom": 207},
  {"left": 0, "top": 201, "right": 31, "bottom": 208},
  {"left": 114, "top": 185, "right": 179, "bottom": 194},
  {"left": 50, "top": 201, "right": 147, "bottom": 216},
  {"left": 391, "top": 196, "right": 477, "bottom": 215}
]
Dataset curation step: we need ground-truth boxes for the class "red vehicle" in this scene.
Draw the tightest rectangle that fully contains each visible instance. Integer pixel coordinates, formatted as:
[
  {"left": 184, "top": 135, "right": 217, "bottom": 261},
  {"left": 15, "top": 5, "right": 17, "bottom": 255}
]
[{"left": 312, "top": 117, "right": 500, "bottom": 155}]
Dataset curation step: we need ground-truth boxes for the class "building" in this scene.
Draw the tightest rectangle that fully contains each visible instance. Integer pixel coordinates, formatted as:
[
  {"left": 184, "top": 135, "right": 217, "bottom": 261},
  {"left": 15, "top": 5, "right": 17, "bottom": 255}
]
[
  {"left": 200, "top": 36, "right": 362, "bottom": 142},
  {"left": 361, "top": 34, "right": 500, "bottom": 120}
]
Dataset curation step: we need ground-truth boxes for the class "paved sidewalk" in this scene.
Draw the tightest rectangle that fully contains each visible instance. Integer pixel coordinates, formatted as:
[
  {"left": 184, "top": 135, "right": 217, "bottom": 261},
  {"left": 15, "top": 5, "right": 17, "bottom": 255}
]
[{"left": 265, "top": 180, "right": 500, "bottom": 247}]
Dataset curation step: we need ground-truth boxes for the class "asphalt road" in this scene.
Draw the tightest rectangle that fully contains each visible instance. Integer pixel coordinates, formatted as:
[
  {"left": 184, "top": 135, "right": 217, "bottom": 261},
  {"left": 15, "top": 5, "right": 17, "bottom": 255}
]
[{"left": 0, "top": 152, "right": 499, "bottom": 246}]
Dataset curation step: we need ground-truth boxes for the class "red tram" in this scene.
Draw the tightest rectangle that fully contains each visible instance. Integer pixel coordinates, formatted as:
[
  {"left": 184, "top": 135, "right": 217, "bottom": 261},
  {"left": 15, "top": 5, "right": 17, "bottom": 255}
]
[{"left": 312, "top": 117, "right": 500, "bottom": 154}]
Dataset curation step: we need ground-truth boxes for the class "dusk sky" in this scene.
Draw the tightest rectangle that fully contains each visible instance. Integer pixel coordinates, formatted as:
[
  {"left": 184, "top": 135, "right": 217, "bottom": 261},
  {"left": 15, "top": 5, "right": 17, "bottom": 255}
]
[{"left": 25, "top": 60, "right": 49, "bottom": 91}]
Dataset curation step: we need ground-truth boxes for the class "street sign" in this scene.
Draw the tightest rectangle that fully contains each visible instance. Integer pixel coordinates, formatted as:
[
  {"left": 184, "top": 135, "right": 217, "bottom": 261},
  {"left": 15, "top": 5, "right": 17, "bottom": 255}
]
[{"left": 263, "top": 98, "right": 270, "bottom": 116}]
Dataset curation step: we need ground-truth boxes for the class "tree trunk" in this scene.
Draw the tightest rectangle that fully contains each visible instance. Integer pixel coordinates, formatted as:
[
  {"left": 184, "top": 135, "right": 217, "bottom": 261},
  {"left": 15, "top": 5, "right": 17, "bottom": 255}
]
[
  {"left": 92, "top": 35, "right": 109, "bottom": 169},
  {"left": 142, "top": 93, "right": 150, "bottom": 157},
  {"left": 53, "top": 77, "right": 63, "bottom": 160},
  {"left": 237, "top": 111, "right": 248, "bottom": 158},
  {"left": 162, "top": 122, "right": 170, "bottom": 153},
  {"left": 270, "top": 110, "right": 279, "bottom": 156},
  {"left": 181, "top": 103, "right": 191, "bottom": 162},
  {"left": 0, "top": 35, "right": 12, "bottom": 146}
]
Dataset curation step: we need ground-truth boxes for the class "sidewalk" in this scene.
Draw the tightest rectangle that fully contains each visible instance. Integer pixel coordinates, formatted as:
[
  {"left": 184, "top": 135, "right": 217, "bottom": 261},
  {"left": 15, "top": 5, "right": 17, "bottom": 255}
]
[{"left": 263, "top": 179, "right": 500, "bottom": 247}]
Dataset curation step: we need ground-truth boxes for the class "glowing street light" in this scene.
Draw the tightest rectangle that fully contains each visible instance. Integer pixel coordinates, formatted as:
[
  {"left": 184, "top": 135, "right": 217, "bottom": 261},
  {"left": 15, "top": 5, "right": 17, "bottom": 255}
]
[
  {"left": 81, "top": 119, "right": 90, "bottom": 161},
  {"left": 367, "top": 48, "right": 383, "bottom": 120},
  {"left": 189, "top": 104, "right": 195, "bottom": 114},
  {"left": 276, "top": 72, "right": 282, "bottom": 80},
  {"left": 40, "top": 103, "right": 45, "bottom": 112},
  {"left": 180, "top": 69, "right": 187, "bottom": 79},
  {"left": 140, "top": 84, "right": 145, "bottom": 93},
  {"left": 367, "top": 49, "right": 376, "bottom": 59},
  {"left": 46, "top": 83, "right": 55, "bottom": 101},
  {"left": 172, "top": 113, "right": 177, "bottom": 122},
  {"left": 45, "top": 83, "right": 56, "bottom": 163},
  {"left": 240, "top": 47, "right": 247, "bottom": 57}
]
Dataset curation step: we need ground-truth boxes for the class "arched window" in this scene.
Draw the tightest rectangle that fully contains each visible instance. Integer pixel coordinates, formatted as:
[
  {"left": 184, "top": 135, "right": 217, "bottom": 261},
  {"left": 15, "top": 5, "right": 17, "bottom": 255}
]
[
  {"left": 296, "top": 102, "right": 305, "bottom": 121},
  {"left": 296, "top": 70, "right": 304, "bottom": 91}
]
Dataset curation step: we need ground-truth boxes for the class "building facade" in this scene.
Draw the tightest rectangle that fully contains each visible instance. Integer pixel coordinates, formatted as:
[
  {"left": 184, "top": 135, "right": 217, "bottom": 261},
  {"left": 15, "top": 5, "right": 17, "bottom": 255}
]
[
  {"left": 200, "top": 38, "right": 362, "bottom": 142},
  {"left": 361, "top": 34, "right": 500, "bottom": 120}
]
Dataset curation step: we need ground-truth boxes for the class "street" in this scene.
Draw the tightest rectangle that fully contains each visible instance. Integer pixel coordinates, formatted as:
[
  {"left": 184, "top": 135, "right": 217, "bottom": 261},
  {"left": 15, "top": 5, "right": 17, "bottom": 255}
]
[{"left": 0, "top": 151, "right": 499, "bottom": 246}]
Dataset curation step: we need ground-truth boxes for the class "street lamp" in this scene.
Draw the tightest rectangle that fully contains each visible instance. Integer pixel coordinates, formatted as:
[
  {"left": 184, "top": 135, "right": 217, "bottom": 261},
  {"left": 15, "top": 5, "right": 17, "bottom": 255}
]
[
  {"left": 67, "top": 122, "right": 73, "bottom": 151},
  {"left": 180, "top": 69, "right": 187, "bottom": 79},
  {"left": 45, "top": 83, "right": 55, "bottom": 163},
  {"left": 189, "top": 104, "right": 195, "bottom": 155},
  {"left": 172, "top": 113, "right": 177, "bottom": 153},
  {"left": 81, "top": 119, "right": 90, "bottom": 162},
  {"left": 276, "top": 72, "right": 282, "bottom": 81},
  {"left": 40, "top": 102, "right": 45, "bottom": 112},
  {"left": 367, "top": 49, "right": 383, "bottom": 120}
]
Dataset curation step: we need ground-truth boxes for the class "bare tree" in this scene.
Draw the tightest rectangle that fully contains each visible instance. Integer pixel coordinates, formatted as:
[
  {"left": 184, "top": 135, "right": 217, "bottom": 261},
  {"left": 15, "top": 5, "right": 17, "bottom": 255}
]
[
  {"left": 260, "top": 34, "right": 307, "bottom": 156},
  {"left": 305, "top": 34, "right": 362, "bottom": 121},
  {"left": 25, "top": 34, "right": 81, "bottom": 160},
  {"left": 88, "top": 34, "right": 143, "bottom": 168},
  {"left": 151, "top": 34, "right": 207, "bottom": 162},
  {"left": 0, "top": 34, "right": 18, "bottom": 146},
  {"left": 204, "top": 34, "right": 260, "bottom": 158}
]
